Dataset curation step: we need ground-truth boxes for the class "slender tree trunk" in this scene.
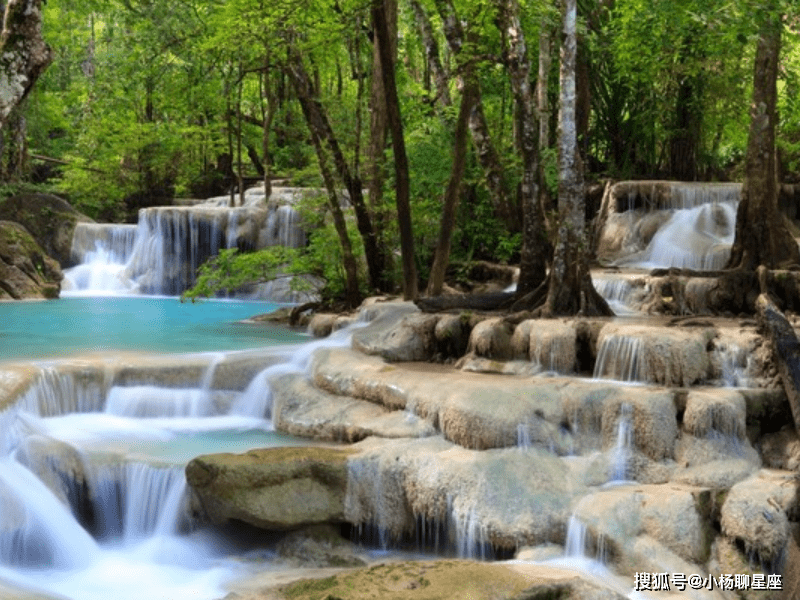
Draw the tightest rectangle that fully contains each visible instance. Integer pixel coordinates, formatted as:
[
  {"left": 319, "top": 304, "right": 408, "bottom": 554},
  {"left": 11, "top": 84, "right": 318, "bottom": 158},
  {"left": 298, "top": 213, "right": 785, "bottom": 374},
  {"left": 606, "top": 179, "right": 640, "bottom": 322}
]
[
  {"left": 0, "top": 0, "right": 51, "bottom": 129},
  {"left": 409, "top": 0, "right": 451, "bottom": 107},
  {"left": 308, "top": 129, "right": 362, "bottom": 307},
  {"left": 537, "top": 19, "right": 554, "bottom": 215},
  {"left": 285, "top": 46, "right": 383, "bottom": 290},
  {"left": 366, "top": 0, "right": 397, "bottom": 292},
  {"left": 237, "top": 61, "right": 245, "bottom": 206},
  {"left": 433, "top": 0, "right": 517, "bottom": 231},
  {"left": 726, "top": 7, "right": 799, "bottom": 270},
  {"left": 372, "top": 0, "right": 418, "bottom": 300},
  {"left": 427, "top": 84, "right": 475, "bottom": 296},
  {"left": 498, "top": 0, "right": 548, "bottom": 297},
  {"left": 261, "top": 51, "right": 274, "bottom": 200},
  {"left": 542, "top": 0, "right": 611, "bottom": 317}
]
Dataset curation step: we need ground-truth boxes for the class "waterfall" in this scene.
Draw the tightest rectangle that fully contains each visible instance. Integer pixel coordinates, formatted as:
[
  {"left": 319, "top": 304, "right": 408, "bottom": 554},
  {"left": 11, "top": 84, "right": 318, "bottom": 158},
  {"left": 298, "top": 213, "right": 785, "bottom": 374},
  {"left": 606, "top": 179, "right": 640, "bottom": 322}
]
[
  {"left": 105, "top": 353, "right": 226, "bottom": 418},
  {"left": 450, "top": 499, "right": 490, "bottom": 560},
  {"left": 713, "top": 340, "right": 754, "bottom": 388},
  {"left": 63, "top": 192, "right": 307, "bottom": 297},
  {"left": 0, "top": 458, "right": 100, "bottom": 568},
  {"left": 591, "top": 274, "right": 646, "bottom": 315},
  {"left": 80, "top": 461, "right": 187, "bottom": 543},
  {"left": 593, "top": 335, "right": 644, "bottom": 382},
  {"left": 609, "top": 404, "right": 634, "bottom": 482},
  {"left": 597, "top": 182, "right": 741, "bottom": 271},
  {"left": 15, "top": 366, "right": 108, "bottom": 417}
]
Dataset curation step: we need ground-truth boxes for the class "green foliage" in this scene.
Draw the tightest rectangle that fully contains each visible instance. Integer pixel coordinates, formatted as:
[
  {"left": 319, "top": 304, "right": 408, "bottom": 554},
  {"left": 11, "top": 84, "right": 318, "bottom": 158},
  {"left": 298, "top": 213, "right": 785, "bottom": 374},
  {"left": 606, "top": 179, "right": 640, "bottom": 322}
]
[
  {"left": 183, "top": 191, "right": 368, "bottom": 303},
  {"left": 182, "top": 246, "right": 302, "bottom": 301}
]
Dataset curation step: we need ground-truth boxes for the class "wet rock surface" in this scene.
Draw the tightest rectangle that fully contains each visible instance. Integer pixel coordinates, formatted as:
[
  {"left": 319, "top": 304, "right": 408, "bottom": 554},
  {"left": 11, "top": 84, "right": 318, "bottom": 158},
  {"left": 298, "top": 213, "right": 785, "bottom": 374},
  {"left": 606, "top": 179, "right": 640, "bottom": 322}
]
[
  {"left": 0, "top": 220, "right": 62, "bottom": 299},
  {"left": 186, "top": 446, "right": 355, "bottom": 530}
]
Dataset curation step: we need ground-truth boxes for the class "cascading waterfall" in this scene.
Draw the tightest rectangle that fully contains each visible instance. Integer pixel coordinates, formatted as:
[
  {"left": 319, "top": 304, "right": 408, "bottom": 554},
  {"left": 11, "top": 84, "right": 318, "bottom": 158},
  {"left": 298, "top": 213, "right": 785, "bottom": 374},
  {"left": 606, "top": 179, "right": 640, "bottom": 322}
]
[
  {"left": 63, "top": 191, "right": 306, "bottom": 297},
  {"left": 593, "top": 335, "right": 645, "bottom": 383},
  {"left": 603, "top": 182, "right": 740, "bottom": 271},
  {"left": 713, "top": 339, "right": 754, "bottom": 388},
  {"left": 78, "top": 460, "right": 187, "bottom": 543},
  {"left": 0, "top": 322, "right": 366, "bottom": 600},
  {"left": 609, "top": 404, "right": 634, "bottom": 482}
]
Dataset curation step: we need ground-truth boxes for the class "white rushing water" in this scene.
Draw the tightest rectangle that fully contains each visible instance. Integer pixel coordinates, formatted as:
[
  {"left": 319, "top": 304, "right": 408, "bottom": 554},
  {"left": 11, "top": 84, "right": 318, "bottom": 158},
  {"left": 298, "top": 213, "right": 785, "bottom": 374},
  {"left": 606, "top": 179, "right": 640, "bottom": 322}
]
[
  {"left": 63, "top": 193, "right": 306, "bottom": 297},
  {"left": 0, "top": 325, "right": 362, "bottom": 600}
]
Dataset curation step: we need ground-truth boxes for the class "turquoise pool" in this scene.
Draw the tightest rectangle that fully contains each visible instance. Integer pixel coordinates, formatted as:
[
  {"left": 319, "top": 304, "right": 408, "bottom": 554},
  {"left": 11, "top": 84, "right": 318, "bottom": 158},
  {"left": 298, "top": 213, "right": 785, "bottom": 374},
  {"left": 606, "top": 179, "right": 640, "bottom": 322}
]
[{"left": 0, "top": 296, "right": 308, "bottom": 361}]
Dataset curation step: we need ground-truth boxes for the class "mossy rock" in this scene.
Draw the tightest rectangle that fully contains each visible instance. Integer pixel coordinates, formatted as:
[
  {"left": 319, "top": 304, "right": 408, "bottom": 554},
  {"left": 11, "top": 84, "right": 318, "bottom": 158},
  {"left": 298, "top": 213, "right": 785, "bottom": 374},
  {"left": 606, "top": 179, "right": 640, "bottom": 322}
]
[
  {"left": 0, "top": 220, "right": 62, "bottom": 299},
  {"left": 0, "top": 193, "right": 93, "bottom": 266},
  {"left": 186, "top": 446, "right": 356, "bottom": 530}
]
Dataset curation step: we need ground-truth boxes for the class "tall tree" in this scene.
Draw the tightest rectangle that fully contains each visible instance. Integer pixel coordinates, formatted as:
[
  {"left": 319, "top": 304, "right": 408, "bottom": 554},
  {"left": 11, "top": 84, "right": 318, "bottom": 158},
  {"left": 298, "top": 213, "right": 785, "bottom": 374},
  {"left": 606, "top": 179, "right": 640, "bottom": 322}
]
[
  {"left": 726, "top": 3, "right": 800, "bottom": 270},
  {"left": 433, "top": 0, "right": 518, "bottom": 231},
  {"left": 0, "top": 0, "right": 51, "bottom": 129},
  {"left": 497, "top": 0, "right": 548, "bottom": 298},
  {"left": 539, "top": 0, "right": 611, "bottom": 316},
  {"left": 408, "top": 0, "right": 451, "bottom": 108},
  {"left": 366, "top": 0, "right": 397, "bottom": 292},
  {"left": 426, "top": 83, "right": 475, "bottom": 296},
  {"left": 372, "top": 0, "right": 418, "bottom": 300}
]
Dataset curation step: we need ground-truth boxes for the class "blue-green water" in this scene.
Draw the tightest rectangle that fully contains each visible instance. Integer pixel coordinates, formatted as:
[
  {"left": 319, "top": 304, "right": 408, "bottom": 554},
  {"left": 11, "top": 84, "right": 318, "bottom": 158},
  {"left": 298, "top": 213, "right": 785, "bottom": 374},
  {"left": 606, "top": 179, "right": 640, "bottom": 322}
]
[{"left": 0, "top": 296, "right": 308, "bottom": 362}]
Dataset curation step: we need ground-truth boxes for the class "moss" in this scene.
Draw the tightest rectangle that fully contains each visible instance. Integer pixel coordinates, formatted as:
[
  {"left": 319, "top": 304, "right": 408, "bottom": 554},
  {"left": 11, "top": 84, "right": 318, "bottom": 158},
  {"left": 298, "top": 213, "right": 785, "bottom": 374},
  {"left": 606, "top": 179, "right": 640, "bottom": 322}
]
[{"left": 283, "top": 575, "right": 338, "bottom": 598}]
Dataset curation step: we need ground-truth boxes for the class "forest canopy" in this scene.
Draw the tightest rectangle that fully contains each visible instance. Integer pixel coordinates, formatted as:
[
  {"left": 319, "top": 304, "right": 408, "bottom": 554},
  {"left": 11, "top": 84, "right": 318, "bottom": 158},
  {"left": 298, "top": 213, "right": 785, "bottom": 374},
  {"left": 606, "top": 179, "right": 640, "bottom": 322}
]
[{"left": 3, "top": 0, "right": 800, "bottom": 303}]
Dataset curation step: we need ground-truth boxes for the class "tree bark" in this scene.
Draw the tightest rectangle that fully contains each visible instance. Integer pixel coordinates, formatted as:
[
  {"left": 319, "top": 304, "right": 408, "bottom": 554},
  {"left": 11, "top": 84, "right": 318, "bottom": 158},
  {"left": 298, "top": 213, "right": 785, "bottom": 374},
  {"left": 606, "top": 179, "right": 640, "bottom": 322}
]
[
  {"left": 0, "top": 0, "right": 51, "bottom": 130},
  {"left": 726, "top": 8, "right": 800, "bottom": 270},
  {"left": 433, "top": 0, "right": 517, "bottom": 231},
  {"left": 537, "top": 18, "right": 554, "bottom": 215},
  {"left": 498, "top": 0, "right": 548, "bottom": 297},
  {"left": 372, "top": 0, "right": 418, "bottom": 300},
  {"left": 409, "top": 0, "right": 451, "bottom": 107},
  {"left": 426, "top": 83, "right": 475, "bottom": 296},
  {"left": 366, "top": 0, "right": 396, "bottom": 292},
  {"left": 541, "top": 0, "right": 611, "bottom": 317},
  {"left": 285, "top": 46, "right": 385, "bottom": 288}
]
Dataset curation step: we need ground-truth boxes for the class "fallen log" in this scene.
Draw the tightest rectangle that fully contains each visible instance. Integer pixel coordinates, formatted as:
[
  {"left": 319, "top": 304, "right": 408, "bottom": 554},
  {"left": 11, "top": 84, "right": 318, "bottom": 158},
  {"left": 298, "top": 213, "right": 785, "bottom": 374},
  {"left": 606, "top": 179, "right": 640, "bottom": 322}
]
[
  {"left": 757, "top": 292, "right": 800, "bottom": 431},
  {"left": 414, "top": 291, "right": 516, "bottom": 313}
]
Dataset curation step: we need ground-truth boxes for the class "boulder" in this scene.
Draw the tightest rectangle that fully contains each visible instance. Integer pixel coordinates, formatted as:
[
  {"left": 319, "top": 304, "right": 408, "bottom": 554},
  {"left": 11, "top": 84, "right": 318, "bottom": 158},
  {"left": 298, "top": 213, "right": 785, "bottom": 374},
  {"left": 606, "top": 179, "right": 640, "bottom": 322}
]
[
  {"left": 571, "top": 483, "right": 714, "bottom": 568},
  {"left": 757, "top": 292, "right": 800, "bottom": 431},
  {"left": 594, "top": 323, "right": 714, "bottom": 386},
  {"left": 345, "top": 436, "right": 575, "bottom": 550},
  {"left": 275, "top": 524, "right": 366, "bottom": 568},
  {"left": 461, "top": 317, "right": 514, "bottom": 361},
  {"left": 0, "top": 192, "right": 92, "bottom": 267},
  {"left": 185, "top": 446, "right": 354, "bottom": 530},
  {"left": 720, "top": 469, "right": 799, "bottom": 564},
  {"left": 270, "top": 373, "right": 436, "bottom": 442},
  {"left": 434, "top": 313, "right": 471, "bottom": 359},
  {"left": 760, "top": 427, "right": 800, "bottom": 470},
  {"left": 0, "top": 221, "right": 62, "bottom": 299},
  {"left": 352, "top": 304, "right": 438, "bottom": 362},
  {"left": 682, "top": 389, "right": 746, "bottom": 439}
]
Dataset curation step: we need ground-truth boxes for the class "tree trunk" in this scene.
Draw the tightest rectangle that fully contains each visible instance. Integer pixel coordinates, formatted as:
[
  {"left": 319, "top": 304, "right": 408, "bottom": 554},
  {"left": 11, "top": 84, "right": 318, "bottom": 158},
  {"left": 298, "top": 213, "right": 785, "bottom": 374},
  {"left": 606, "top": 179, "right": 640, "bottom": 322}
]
[
  {"left": 537, "top": 18, "right": 554, "bottom": 215},
  {"left": 261, "top": 52, "right": 274, "bottom": 200},
  {"left": 726, "top": 8, "right": 800, "bottom": 270},
  {"left": 309, "top": 129, "right": 362, "bottom": 308},
  {"left": 372, "top": 0, "right": 418, "bottom": 300},
  {"left": 433, "top": 0, "right": 517, "bottom": 231},
  {"left": 409, "top": 0, "right": 451, "bottom": 107},
  {"left": 366, "top": 0, "right": 397, "bottom": 292},
  {"left": 426, "top": 83, "right": 475, "bottom": 296},
  {"left": 498, "top": 0, "right": 548, "bottom": 297},
  {"left": 541, "top": 0, "right": 611, "bottom": 317},
  {"left": 285, "top": 46, "right": 384, "bottom": 288},
  {"left": 0, "top": 0, "right": 52, "bottom": 129}
]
